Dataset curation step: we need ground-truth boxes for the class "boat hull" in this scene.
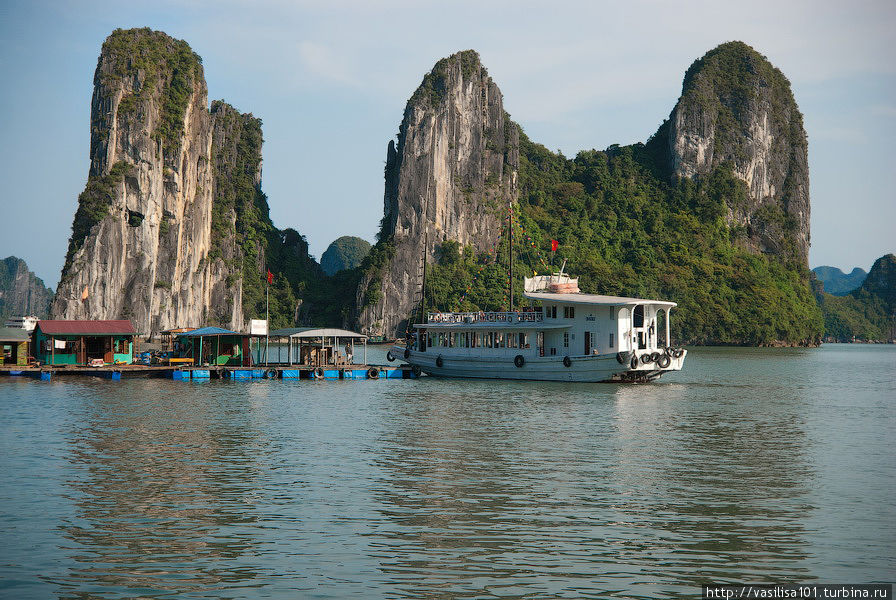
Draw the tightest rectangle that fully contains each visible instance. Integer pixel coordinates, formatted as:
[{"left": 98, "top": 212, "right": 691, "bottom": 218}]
[{"left": 389, "top": 346, "right": 686, "bottom": 383}]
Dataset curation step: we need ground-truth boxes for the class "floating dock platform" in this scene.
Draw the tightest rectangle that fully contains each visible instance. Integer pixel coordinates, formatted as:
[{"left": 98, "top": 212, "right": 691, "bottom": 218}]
[{"left": 0, "top": 364, "right": 417, "bottom": 382}]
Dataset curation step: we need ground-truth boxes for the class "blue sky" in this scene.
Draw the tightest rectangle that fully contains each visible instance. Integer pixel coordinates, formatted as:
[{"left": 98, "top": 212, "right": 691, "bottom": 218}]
[{"left": 1, "top": 0, "right": 893, "bottom": 288}]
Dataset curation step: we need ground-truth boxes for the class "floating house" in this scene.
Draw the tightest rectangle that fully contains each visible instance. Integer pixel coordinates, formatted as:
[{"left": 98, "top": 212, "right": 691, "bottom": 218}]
[
  {"left": 174, "top": 327, "right": 253, "bottom": 366},
  {"left": 0, "top": 327, "right": 30, "bottom": 366},
  {"left": 268, "top": 328, "right": 368, "bottom": 366},
  {"left": 159, "top": 327, "right": 196, "bottom": 351},
  {"left": 33, "top": 320, "right": 136, "bottom": 365}
]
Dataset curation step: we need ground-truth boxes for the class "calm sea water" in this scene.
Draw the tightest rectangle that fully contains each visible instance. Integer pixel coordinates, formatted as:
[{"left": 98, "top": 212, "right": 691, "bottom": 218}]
[{"left": 0, "top": 345, "right": 893, "bottom": 599}]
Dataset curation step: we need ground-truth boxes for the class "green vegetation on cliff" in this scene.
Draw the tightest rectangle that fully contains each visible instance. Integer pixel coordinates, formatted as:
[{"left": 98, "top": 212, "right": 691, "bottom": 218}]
[
  {"left": 423, "top": 131, "right": 823, "bottom": 345},
  {"left": 101, "top": 28, "right": 203, "bottom": 155},
  {"left": 61, "top": 161, "right": 134, "bottom": 280},
  {"left": 680, "top": 41, "right": 804, "bottom": 154}
]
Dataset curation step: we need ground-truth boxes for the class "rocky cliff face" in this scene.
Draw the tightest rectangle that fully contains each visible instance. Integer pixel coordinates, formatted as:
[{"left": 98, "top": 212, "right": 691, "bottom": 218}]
[
  {"left": 357, "top": 50, "right": 519, "bottom": 336},
  {"left": 667, "top": 41, "right": 810, "bottom": 261},
  {"left": 0, "top": 256, "right": 54, "bottom": 319},
  {"left": 51, "top": 28, "right": 273, "bottom": 334}
]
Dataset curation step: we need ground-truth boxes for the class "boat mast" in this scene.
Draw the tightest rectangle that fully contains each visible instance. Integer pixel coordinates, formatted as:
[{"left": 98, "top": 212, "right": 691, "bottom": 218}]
[
  {"left": 509, "top": 202, "right": 514, "bottom": 311},
  {"left": 420, "top": 195, "right": 429, "bottom": 325}
]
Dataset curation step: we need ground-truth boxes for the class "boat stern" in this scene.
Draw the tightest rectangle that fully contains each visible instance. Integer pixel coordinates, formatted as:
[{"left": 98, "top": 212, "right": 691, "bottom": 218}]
[{"left": 612, "top": 347, "right": 687, "bottom": 382}]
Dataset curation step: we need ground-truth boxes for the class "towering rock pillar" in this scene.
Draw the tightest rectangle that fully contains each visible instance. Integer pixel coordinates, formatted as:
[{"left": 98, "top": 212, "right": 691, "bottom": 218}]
[
  {"left": 51, "top": 28, "right": 244, "bottom": 334},
  {"left": 357, "top": 50, "right": 519, "bottom": 336},
  {"left": 667, "top": 41, "right": 811, "bottom": 262}
]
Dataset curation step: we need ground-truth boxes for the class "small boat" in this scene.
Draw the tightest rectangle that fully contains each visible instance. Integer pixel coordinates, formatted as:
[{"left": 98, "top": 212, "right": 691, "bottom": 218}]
[{"left": 388, "top": 271, "right": 686, "bottom": 383}]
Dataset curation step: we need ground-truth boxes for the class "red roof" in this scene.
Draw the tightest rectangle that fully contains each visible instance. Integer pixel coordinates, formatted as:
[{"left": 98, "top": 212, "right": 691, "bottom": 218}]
[{"left": 38, "top": 320, "right": 136, "bottom": 335}]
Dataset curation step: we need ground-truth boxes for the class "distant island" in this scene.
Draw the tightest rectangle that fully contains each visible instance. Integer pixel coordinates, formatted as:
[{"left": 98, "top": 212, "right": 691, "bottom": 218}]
[
  {"left": 812, "top": 265, "right": 867, "bottom": 296},
  {"left": 9, "top": 28, "right": 890, "bottom": 346},
  {"left": 320, "top": 237, "right": 371, "bottom": 276},
  {"left": 814, "top": 254, "right": 895, "bottom": 342},
  {"left": 0, "top": 256, "right": 53, "bottom": 321}
]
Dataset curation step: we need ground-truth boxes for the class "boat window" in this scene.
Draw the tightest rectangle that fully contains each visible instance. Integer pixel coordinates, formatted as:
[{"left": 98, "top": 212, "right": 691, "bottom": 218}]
[
  {"left": 563, "top": 306, "right": 575, "bottom": 318},
  {"left": 547, "top": 306, "right": 557, "bottom": 319},
  {"left": 563, "top": 332, "right": 569, "bottom": 348},
  {"left": 507, "top": 332, "right": 517, "bottom": 348},
  {"left": 609, "top": 333, "right": 614, "bottom": 348},
  {"left": 519, "top": 332, "right": 529, "bottom": 348},
  {"left": 633, "top": 305, "right": 644, "bottom": 328}
]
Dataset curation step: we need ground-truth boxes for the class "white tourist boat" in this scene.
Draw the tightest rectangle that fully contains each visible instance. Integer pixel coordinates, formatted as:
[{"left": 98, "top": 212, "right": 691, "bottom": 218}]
[
  {"left": 4, "top": 315, "right": 39, "bottom": 332},
  {"left": 388, "top": 272, "right": 686, "bottom": 382}
]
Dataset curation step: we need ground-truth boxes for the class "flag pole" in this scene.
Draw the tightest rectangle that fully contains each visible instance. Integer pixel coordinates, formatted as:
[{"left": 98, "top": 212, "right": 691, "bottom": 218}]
[{"left": 265, "top": 267, "right": 269, "bottom": 365}]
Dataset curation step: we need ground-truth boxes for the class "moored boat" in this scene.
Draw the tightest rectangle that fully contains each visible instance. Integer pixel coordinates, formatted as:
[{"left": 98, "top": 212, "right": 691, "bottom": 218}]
[{"left": 389, "top": 273, "right": 686, "bottom": 382}]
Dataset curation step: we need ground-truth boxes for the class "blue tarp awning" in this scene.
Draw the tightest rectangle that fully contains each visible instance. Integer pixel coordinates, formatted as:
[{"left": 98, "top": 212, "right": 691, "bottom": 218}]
[{"left": 176, "top": 326, "right": 239, "bottom": 337}]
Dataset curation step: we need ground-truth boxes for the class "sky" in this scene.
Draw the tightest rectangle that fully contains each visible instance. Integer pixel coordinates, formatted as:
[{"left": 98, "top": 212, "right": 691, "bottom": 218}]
[{"left": 1, "top": 0, "right": 894, "bottom": 289}]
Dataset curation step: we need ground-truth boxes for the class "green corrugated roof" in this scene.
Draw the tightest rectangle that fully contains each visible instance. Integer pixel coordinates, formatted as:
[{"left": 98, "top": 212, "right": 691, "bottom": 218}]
[{"left": 0, "top": 327, "right": 30, "bottom": 342}]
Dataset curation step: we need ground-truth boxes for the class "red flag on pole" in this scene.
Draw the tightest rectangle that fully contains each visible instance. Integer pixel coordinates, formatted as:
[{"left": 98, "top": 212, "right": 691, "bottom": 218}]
[
  {"left": 550, "top": 239, "right": 559, "bottom": 252},
  {"left": 266, "top": 270, "right": 274, "bottom": 285}
]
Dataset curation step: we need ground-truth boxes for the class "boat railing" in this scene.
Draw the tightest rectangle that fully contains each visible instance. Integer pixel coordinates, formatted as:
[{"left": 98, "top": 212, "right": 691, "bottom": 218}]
[{"left": 426, "top": 311, "right": 543, "bottom": 324}]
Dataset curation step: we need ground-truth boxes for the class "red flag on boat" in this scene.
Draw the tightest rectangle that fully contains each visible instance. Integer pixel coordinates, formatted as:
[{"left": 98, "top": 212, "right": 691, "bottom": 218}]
[
  {"left": 550, "top": 239, "right": 559, "bottom": 252},
  {"left": 266, "top": 269, "right": 274, "bottom": 285}
]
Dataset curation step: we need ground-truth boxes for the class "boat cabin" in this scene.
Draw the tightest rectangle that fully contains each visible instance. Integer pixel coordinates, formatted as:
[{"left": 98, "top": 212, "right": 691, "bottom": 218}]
[{"left": 413, "top": 274, "right": 675, "bottom": 359}]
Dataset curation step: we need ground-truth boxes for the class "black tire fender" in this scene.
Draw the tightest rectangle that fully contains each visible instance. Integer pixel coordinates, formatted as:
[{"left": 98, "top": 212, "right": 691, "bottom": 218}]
[
  {"left": 404, "top": 348, "right": 411, "bottom": 359},
  {"left": 630, "top": 356, "right": 639, "bottom": 370},
  {"left": 368, "top": 367, "right": 380, "bottom": 379},
  {"left": 411, "top": 364, "right": 422, "bottom": 377},
  {"left": 514, "top": 354, "right": 525, "bottom": 368},
  {"left": 314, "top": 367, "right": 325, "bottom": 378},
  {"left": 673, "top": 348, "right": 684, "bottom": 358},
  {"left": 386, "top": 351, "right": 395, "bottom": 362},
  {"left": 650, "top": 351, "right": 660, "bottom": 362},
  {"left": 266, "top": 368, "right": 277, "bottom": 379},
  {"left": 658, "top": 354, "right": 671, "bottom": 368},
  {"left": 436, "top": 355, "right": 444, "bottom": 368},
  {"left": 563, "top": 355, "right": 572, "bottom": 368}
]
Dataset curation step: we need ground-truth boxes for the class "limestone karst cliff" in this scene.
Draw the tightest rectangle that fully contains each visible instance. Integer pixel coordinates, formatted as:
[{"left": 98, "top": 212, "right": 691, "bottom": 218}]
[
  {"left": 356, "top": 42, "right": 822, "bottom": 345},
  {"left": 0, "top": 256, "right": 54, "bottom": 320},
  {"left": 356, "top": 50, "right": 519, "bottom": 336},
  {"left": 51, "top": 28, "right": 318, "bottom": 334},
  {"left": 665, "top": 41, "right": 810, "bottom": 261}
]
